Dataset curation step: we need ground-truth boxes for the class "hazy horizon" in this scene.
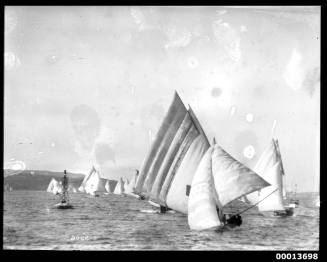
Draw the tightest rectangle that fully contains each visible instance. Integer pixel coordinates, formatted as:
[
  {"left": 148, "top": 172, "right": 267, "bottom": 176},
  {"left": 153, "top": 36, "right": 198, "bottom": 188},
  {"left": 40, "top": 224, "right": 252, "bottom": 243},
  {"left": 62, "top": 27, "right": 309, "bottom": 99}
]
[{"left": 4, "top": 6, "right": 320, "bottom": 192}]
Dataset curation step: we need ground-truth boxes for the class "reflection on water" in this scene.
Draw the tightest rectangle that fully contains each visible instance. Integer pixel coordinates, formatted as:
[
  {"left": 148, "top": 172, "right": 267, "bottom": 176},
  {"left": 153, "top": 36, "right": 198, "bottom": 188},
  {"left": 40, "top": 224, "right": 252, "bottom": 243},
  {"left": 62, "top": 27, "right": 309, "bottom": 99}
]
[{"left": 4, "top": 191, "right": 319, "bottom": 250}]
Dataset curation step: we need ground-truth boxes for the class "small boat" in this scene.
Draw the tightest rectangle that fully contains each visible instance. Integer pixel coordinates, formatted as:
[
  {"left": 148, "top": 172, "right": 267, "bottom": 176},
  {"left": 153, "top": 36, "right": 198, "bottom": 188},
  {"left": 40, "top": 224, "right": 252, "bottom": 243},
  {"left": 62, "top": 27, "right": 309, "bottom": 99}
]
[
  {"left": 55, "top": 201, "right": 73, "bottom": 209},
  {"left": 245, "top": 139, "right": 294, "bottom": 217}
]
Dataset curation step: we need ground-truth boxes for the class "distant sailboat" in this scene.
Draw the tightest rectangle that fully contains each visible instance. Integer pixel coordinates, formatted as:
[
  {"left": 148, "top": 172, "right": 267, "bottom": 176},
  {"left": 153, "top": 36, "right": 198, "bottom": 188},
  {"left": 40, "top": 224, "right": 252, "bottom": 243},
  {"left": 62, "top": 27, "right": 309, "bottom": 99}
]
[
  {"left": 122, "top": 170, "right": 140, "bottom": 199},
  {"left": 103, "top": 179, "right": 116, "bottom": 193},
  {"left": 288, "top": 184, "right": 300, "bottom": 208},
  {"left": 67, "top": 184, "right": 78, "bottom": 193},
  {"left": 188, "top": 144, "right": 270, "bottom": 230},
  {"left": 4, "top": 183, "right": 13, "bottom": 192},
  {"left": 84, "top": 169, "right": 107, "bottom": 196},
  {"left": 113, "top": 178, "right": 125, "bottom": 195},
  {"left": 78, "top": 166, "right": 96, "bottom": 193},
  {"left": 245, "top": 139, "right": 294, "bottom": 216},
  {"left": 46, "top": 178, "right": 63, "bottom": 195},
  {"left": 104, "top": 180, "right": 110, "bottom": 194}
]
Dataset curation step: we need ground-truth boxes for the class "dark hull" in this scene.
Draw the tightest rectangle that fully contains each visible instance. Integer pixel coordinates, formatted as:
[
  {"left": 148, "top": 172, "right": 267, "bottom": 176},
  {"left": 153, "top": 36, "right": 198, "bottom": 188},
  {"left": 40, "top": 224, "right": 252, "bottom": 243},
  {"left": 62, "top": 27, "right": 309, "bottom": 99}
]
[
  {"left": 55, "top": 203, "right": 73, "bottom": 209},
  {"left": 274, "top": 207, "right": 294, "bottom": 217}
]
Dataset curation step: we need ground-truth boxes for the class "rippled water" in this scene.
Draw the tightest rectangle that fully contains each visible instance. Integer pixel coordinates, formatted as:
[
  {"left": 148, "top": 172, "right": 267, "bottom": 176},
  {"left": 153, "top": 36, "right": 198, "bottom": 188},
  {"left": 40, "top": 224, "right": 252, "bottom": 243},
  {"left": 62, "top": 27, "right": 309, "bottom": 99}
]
[{"left": 4, "top": 191, "right": 319, "bottom": 250}]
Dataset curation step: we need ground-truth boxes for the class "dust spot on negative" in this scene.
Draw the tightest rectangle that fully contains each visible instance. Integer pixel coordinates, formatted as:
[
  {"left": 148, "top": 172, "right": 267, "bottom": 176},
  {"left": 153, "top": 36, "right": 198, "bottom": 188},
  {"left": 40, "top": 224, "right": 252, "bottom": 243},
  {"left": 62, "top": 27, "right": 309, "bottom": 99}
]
[
  {"left": 233, "top": 130, "right": 259, "bottom": 162},
  {"left": 95, "top": 143, "right": 115, "bottom": 165},
  {"left": 246, "top": 113, "right": 254, "bottom": 123},
  {"left": 211, "top": 87, "right": 222, "bottom": 98},
  {"left": 243, "top": 145, "right": 255, "bottom": 159}
]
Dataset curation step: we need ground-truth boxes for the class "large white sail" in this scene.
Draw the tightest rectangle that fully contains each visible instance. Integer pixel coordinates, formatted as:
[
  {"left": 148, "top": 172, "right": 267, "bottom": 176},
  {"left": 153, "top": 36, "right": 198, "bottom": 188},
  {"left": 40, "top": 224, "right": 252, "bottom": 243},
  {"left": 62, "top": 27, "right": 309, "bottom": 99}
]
[
  {"left": 135, "top": 92, "right": 188, "bottom": 197},
  {"left": 211, "top": 145, "right": 270, "bottom": 207},
  {"left": 165, "top": 134, "right": 209, "bottom": 214},
  {"left": 188, "top": 144, "right": 270, "bottom": 230},
  {"left": 188, "top": 147, "right": 222, "bottom": 230}
]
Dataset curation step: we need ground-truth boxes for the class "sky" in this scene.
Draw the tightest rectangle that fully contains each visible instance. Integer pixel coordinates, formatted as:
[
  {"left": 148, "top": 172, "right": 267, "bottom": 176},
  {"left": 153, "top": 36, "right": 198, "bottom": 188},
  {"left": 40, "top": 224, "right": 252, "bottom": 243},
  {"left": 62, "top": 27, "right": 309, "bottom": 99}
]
[{"left": 4, "top": 6, "right": 320, "bottom": 192}]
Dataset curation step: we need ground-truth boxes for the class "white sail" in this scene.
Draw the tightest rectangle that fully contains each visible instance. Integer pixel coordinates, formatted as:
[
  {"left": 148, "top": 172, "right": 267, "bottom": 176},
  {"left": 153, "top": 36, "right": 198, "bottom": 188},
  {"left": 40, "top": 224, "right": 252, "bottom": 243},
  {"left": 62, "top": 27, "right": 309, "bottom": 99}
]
[
  {"left": 78, "top": 166, "right": 96, "bottom": 193},
  {"left": 124, "top": 179, "right": 130, "bottom": 192},
  {"left": 84, "top": 169, "right": 107, "bottom": 195},
  {"left": 47, "top": 178, "right": 63, "bottom": 195},
  {"left": 105, "top": 180, "right": 110, "bottom": 193},
  {"left": 188, "top": 144, "right": 270, "bottom": 230},
  {"left": 135, "top": 92, "right": 188, "bottom": 197},
  {"left": 47, "top": 178, "right": 57, "bottom": 192},
  {"left": 246, "top": 139, "right": 285, "bottom": 211},
  {"left": 124, "top": 172, "right": 141, "bottom": 198},
  {"left": 188, "top": 147, "right": 222, "bottom": 230},
  {"left": 166, "top": 134, "right": 209, "bottom": 214},
  {"left": 257, "top": 162, "right": 285, "bottom": 211},
  {"left": 113, "top": 178, "right": 125, "bottom": 195}
]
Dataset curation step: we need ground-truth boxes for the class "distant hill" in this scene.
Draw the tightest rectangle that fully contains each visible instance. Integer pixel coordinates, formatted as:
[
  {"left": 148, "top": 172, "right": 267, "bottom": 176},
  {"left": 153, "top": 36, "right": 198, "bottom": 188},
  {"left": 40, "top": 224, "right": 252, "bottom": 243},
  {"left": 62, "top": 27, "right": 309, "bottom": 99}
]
[{"left": 3, "top": 170, "right": 85, "bottom": 191}]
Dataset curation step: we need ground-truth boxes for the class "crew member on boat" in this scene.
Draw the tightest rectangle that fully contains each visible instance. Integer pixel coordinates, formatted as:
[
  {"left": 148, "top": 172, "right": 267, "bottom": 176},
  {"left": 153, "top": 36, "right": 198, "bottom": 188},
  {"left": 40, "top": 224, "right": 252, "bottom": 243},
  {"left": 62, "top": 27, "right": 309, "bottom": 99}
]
[{"left": 216, "top": 206, "right": 242, "bottom": 227}]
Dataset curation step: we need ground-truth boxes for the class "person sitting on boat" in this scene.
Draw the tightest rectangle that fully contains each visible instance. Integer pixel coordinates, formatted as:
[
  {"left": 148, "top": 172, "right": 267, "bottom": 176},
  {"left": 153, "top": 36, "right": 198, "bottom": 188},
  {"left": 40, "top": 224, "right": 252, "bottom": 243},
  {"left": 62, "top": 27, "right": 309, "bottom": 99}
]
[
  {"left": 226, "top": 214, "right": 242, "bottom": 227},
  {"left": 216, "top": 206, "right": 242, "bottom": 227}
]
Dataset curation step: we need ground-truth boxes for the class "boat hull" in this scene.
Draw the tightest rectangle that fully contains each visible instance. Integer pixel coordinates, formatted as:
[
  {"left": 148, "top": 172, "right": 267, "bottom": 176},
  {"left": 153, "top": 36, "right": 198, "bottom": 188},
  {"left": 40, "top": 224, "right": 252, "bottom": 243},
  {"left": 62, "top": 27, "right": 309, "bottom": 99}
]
[{"left": 55, "top": 203, "right": 74, "bottom": 209}]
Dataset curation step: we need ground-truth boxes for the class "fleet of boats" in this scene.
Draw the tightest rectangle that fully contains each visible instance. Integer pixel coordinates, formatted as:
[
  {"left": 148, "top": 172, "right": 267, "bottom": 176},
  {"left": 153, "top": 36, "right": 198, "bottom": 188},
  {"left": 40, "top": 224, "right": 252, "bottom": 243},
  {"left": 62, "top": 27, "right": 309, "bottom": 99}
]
[{"left": 43, "top": 91, "right": 318, "bottom": 229}]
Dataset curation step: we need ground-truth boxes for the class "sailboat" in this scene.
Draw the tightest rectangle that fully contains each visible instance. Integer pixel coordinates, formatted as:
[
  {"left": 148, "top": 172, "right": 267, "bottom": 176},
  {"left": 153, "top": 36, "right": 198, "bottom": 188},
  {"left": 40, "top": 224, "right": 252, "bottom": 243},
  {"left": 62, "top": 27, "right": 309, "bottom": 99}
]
[
  {"left": 84, "top": 169, "right": 107, "bottom": 196},
  {"left": 245, "top": 139, "right": 294, "bottom": 217},
  {"left": 124, "top": 170, "right": 141, "bottom": 199},
  {"left": 67, "top": 184, "right": 78, "bottom": 193},
  {"left": 113, "top": 178, "right": 125, "bottom": 195},
  {"left": 78, "top": 166, "right": 96, "bottom": 193},
  {"left": 46, "top": 178, "right": 63, "bottom": 195},
  {"left": 104, "top": 180, "right": 110, "bottom": 195},
  {"left": 134, "top": 91, "right": 269, "bottom": 229},
  {"left": 134, "top": 91, "right": 211, "bottom": 214},
  {"left": 188, "top": 144, "right": 270, "bottom": 230},
  {"left": 314, "top": 195, "right": 320, "bottom": 208},
  {"left": 4, "top": 183, "right": 12, "bottom": 192}
]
